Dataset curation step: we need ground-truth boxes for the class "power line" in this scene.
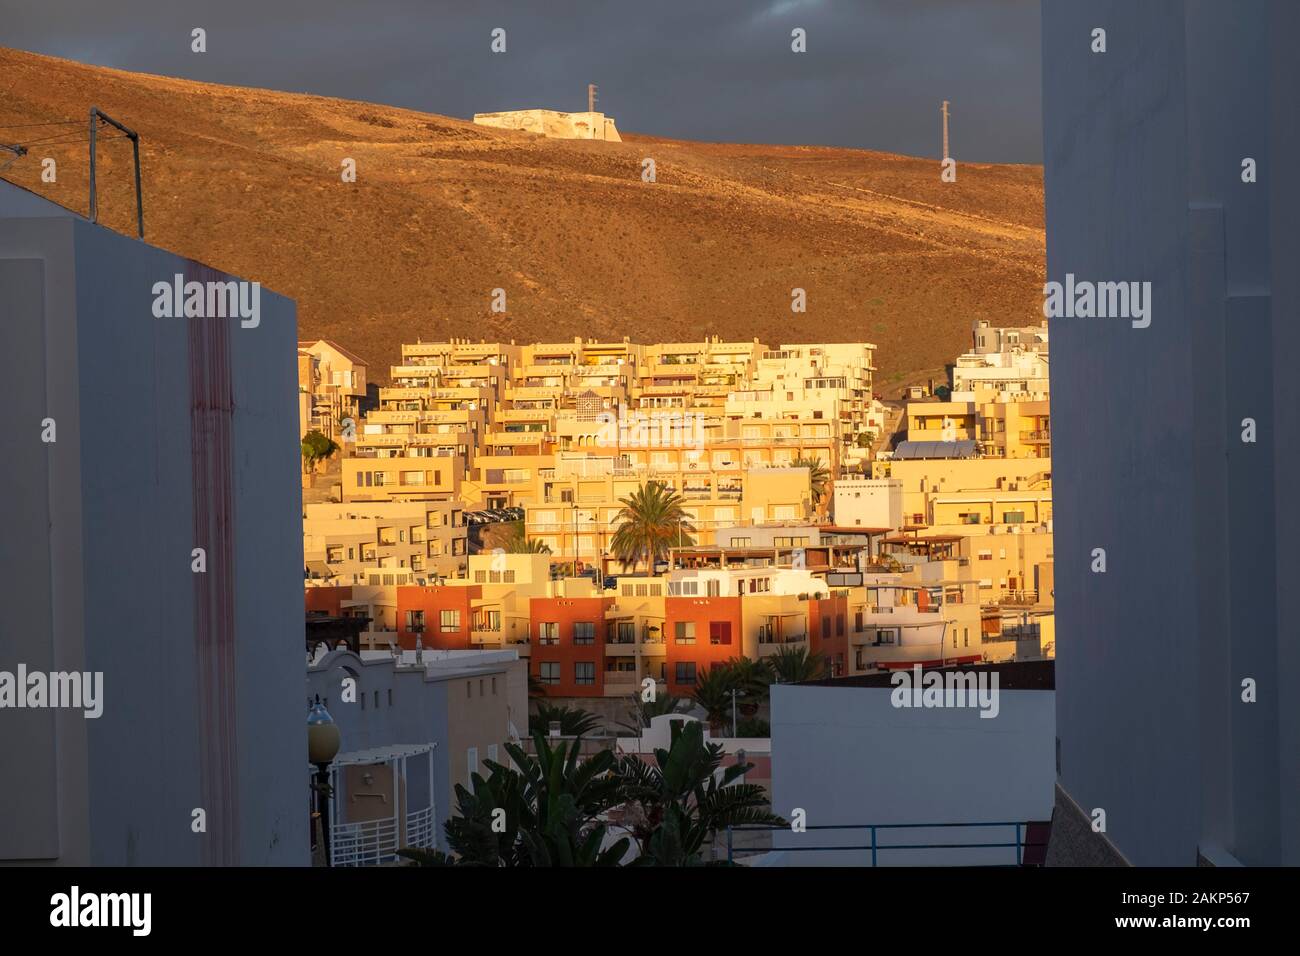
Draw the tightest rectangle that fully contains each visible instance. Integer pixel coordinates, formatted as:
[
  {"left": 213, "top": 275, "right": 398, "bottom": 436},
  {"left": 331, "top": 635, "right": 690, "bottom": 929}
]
[{"left": 0, "top": 119, "right": 80, "bottom": 129}]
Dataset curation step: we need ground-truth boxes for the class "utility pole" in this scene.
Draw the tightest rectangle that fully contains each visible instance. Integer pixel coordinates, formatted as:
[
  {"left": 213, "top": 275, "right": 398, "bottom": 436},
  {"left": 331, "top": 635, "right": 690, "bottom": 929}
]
[
  {"left": 940, "top": 100, "right": 950, "bottom": 162},
  {"left": 588, "top": 83, "right": 597, "bottom": 113}
]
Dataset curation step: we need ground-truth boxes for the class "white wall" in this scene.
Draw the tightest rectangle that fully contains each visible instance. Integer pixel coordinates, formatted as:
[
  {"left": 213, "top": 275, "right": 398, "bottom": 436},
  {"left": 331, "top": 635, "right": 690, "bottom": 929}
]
[{"left": 770, "top": 683, "right": 1054, "bottom": 865}]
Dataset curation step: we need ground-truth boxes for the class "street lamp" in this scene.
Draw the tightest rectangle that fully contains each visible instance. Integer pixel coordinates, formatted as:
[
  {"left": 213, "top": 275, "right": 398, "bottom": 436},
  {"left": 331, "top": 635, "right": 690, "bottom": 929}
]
[{"left": 307, "top": 697, "right": 341, "bottom": 866}]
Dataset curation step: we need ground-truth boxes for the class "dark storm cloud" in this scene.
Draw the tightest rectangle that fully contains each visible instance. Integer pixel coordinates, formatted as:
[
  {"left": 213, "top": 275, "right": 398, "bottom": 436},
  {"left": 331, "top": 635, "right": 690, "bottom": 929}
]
[{"left": 2, "top": 0, "right": 1042, "bottom": 163}]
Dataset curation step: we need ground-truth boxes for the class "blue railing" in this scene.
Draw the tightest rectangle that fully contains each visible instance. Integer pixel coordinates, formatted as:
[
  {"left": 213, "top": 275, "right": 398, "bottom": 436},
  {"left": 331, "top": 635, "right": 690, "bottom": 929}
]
[{"left": 724, "top": 821, "right": 1046, "bottom": 865}]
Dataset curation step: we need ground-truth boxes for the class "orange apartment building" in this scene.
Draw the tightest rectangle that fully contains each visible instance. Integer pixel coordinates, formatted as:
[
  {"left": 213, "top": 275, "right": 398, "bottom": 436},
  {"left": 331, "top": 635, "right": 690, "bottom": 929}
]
[
  {"left": 529, "top": 596, "right": 614, "bottom": 696},
  {"left": 663, "top": 595, "right": 746, "bottom": 696},
  {"left": 396, "top": 584, "right": 483, "bottom": 650}
]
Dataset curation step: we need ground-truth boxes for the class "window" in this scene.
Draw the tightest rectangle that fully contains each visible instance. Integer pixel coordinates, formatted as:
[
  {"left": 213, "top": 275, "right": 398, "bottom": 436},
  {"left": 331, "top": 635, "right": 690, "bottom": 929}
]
[
  {"left": 854, "top": 610, "right": 864, "bottom": 632},
  {"left": 487, "top": 744, "right": 498, "bottom": 763},
  {"left": 387, "top": 689, "right": 393, "bottom": 706},
  {"left": 573, "top": 622, "right": 595, "bottom": 645},
  {"left": 491, "top": 677, "right": 497, "bottom": 694},
  {"left": 706, "top": 579, "right": 721, "bottom": 597},
  {"left": 466, "top": 681, "right": 472, "bottom": 698},
  {"left": 675, "top": 662, "right": 697, "bottom": 684},
  {"left": 539, "top": 662, "right": 560, "bottom": 685},
  {"left": 822, "top": 616, "right": 831, "bottom": 640},
  {"left": 440, "top": 609, "right": 460, "bottom": 632},
  {"left": 466, "top": 747, "right": 478, "bottom": 786},
  {"left": 538, "top": 622, "right": 559, "bottom": 645},
  {"left": 730, "top": 537, "right": 752, "bottom": 547},
  {"left": 1003, "top": 510, "right": 1026, "bottom": 524},
  {"left": 575, "top": 662, "right": 595, "bottom": 685},
  {"left": 709, "top": 621, "right": 732, "bottom": 645},
  {"left": 405, "top": 610, "right": 425, "bottom": 632},
  {"left": 675, "top": 621, "right": 696, "bottom": 644}
]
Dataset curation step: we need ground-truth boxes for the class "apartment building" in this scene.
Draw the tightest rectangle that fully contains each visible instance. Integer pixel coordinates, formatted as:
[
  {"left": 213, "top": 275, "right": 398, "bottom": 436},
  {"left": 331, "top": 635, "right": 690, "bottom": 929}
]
[
  {"left": 869, "top": 456, "right": 1051, "bottom": 532},
  {"left": 303, "top": 500, "right": 468, "bottom": 584},
  {"left": 904, "top": 396, "right": 1050, "bottom": 459},
  {"left": 306, "top": 645, "right": 525, "bottom": 863},
  {"left": 300, "top": 339, "right": 369, "bottom": 441},
  {"left": 952, "top": 320, "right": 1050, "bottom": 398}
]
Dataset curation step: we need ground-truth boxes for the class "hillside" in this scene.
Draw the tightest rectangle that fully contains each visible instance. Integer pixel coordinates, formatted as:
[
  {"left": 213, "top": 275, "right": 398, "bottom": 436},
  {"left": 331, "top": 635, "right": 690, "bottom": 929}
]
[{"left": 0, "top": 47, "right": 1045, "bottom": 389}]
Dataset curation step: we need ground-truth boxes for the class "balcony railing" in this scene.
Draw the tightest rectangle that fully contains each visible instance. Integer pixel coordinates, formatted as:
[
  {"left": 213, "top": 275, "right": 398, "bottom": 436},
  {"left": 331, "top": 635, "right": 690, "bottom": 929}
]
[{"left": 331, "top": 806, "right": 437, "bottom": 867}]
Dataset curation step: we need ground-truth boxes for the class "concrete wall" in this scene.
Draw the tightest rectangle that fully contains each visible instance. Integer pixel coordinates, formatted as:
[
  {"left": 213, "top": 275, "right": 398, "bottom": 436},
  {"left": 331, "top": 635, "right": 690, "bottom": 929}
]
[
  {"left": 769, "top": 682, "right": 1055, "bottom": 865},
  {"left": 473, "top": 109, "right": 621, "bottom": 142},
  {"left": 0, "top": 181, "right": 304, "bottom": 865},
  {"left": 1043, "top": 0, "right": 1298, "bottom": 865}
]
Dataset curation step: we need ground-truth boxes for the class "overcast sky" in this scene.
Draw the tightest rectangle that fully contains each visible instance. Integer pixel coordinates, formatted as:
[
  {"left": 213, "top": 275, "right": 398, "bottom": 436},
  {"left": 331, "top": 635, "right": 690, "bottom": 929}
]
[{"left": 4, "top": 0, "right": 1043, "bottom": 163}]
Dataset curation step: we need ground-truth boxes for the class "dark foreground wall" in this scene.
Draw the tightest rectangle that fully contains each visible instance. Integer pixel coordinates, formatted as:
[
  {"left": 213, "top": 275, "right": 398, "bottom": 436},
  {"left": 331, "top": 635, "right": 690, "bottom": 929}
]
[{"left": 1043, "top": 0, "right": 1298, "bottom": 865}]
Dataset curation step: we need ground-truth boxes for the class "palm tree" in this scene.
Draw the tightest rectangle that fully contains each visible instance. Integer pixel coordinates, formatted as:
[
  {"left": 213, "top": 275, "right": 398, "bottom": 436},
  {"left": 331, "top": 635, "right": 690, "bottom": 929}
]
[
  {"left": 613, "top": 720, "right": 785, "bottom": 865},
  {"left": 764, "top": 645, "right": 826, "bottom": 684},
  {"left": 791, "top": 456, "right": 829, "bottom": 511},
  {"left": 528, "top": 702, "right": 603, "bottom": 737},
  {"left": 722, "top": 656, "right": 771, "bottom": 715},
  {"left": 402, "top": 733, "right": 629, "bottom": 866},
  {"left": 487, "top": 520, "right": 552, "bottom": 555},
  {"left": 691, "top": 666, "right": 737, "bottom": 736},
  {"left": 610, "top": 482, "right": 696, "bottom": 574}
]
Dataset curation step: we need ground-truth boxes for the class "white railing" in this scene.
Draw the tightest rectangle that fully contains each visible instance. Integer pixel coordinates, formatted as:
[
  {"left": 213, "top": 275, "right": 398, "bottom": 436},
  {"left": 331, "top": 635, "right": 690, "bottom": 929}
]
[{"left": 331, "top": 806, "right": 437, "bottom": 867}]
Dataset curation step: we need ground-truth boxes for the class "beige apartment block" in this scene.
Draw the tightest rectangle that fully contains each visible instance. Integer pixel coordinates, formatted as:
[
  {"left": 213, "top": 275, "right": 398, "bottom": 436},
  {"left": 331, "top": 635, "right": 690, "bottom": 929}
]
[
  {"left": 524, "top": 459, "right": 811, "bottom": 559},
  {"left": 905, "top": 400, "right": 980, "bottom": 443},
  {"left": 952, "top": 320, "right": 1050, "bottom": 397},
  {"left": 974, "top": 398, "right": 1051, "bottom": 459},
  {"left": 872, "top": 456, "right": 1052, "bottom": 532},
  {"left": 304, "top": 500, "right": 468, "bottom": 584},
  {"left": 342, "top": 454, "right": 464, "bottom": 504},
  {"left": 606, "top": 576, "right": 669, "bottom": 695},
  {"left": 299, "top": 339, "right": 369, "bottom": 441}
]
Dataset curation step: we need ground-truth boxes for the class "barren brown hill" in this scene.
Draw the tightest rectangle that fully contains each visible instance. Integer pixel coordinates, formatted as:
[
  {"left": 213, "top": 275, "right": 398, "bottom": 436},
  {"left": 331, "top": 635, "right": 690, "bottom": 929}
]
[{"left": 0, "top": 48, "right": 1044, "bottom": 389}]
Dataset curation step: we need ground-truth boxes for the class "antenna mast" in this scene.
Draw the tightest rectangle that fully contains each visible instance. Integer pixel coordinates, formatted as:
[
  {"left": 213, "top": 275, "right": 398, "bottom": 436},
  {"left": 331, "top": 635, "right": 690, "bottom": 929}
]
[
  {"left": 941, "top": 100, "right": 950, "bottom": 161},
  {"left": 88, "top": 106, "right": 144, "bottom": 238}
]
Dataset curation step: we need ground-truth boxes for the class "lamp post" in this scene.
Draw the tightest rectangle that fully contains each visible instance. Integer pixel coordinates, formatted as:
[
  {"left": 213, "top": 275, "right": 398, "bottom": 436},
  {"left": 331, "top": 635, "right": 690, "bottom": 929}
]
[{"left": 307, "top": 697, "right": 341, "bottom": 866}]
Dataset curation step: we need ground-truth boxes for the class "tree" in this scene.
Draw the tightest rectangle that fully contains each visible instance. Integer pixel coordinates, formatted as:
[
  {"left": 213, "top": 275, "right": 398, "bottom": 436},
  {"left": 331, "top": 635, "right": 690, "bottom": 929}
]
[
  {"left": 483, "top": 520, "right": 552, "bottom": 555},
  {"left": 613, "top": 720, "right": 785, "bottom": 865},
  {"left": 528, "top": 702, "right": 603, "bottom": 737},
  {"left": 855, "top": 430, "right": 876, "bottom": 449},
  {"left": 617, "top": 691, "right": 685, "bottom": 736},
  {"left": 301, "top": 430, "right": 339, "bottom": 474},
  {"left": 764, "top": 644, "right": 827, "bottom": 684},
  {"left": 690, "top": 666, "right": 737, "bottom": 736},
  {"left": 402, "top": 734, "right": 629, "bottom": 867},
  {"left": 610, "top": 482, "right": 696, "bottom": 574},
  {"left": 791, "top": 456, "right": 829, "bottom": 510},
  {"left": 721, "top": 656, "right": 771, "bottom": 716}
]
